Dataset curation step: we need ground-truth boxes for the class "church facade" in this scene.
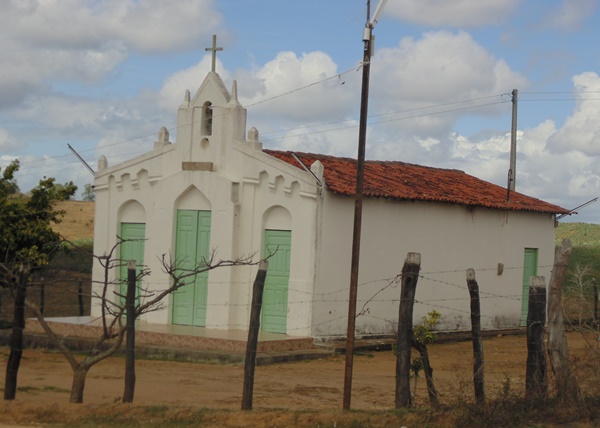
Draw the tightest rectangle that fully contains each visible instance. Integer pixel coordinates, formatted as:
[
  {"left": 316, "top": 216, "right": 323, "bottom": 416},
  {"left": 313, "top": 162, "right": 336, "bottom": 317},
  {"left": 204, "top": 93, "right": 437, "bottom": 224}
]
[{"left": 91, "top": 71, "right": 568, "bottom": 338}]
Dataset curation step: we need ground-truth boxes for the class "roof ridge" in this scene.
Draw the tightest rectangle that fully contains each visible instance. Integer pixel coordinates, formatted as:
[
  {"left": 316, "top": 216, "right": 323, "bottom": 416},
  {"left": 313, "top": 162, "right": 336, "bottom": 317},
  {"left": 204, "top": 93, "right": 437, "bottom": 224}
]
[{"left": 263, "top": 149, "right": 465, "bottom": 174}]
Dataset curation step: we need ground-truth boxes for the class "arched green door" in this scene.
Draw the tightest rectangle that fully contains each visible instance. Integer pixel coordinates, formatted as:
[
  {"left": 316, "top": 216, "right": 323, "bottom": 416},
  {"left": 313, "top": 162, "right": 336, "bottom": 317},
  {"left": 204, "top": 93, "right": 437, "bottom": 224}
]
[
  {"left": 172, "top": 210, "right": 211, "bottom": 326},
  {"left": 521, "top": 248, "right": 538, "bottom": 326},
  {"left": 262, "top": 230, "right": 291, "bottom": 334}
]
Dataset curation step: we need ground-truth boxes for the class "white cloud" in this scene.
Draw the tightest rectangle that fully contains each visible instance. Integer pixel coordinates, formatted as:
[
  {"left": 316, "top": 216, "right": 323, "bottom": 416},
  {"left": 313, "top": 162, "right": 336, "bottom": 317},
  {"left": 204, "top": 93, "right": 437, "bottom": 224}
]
[
  {"left": 0, "top": 128, "right": 20, "bottom": 152},
  {"left": 237, "top": 51, "right": 357, "bottom": 125},
  {"left": 369, "top": 31, "right": 527, "bottom": 138},
  {"left": 0, "top": 0, "right": 221, "bottom": 110},
  {"left": 158, "top": 56, "right": 232, "bottom": 113},
  {"left": 385, "top": 0, "right": 522, "bottom": 27},
  {"left": 548, "top": 72, "right": 600, "bottom": 155},
  {"left": 542, "top": 0, "right": 596, "bottom": 31}
]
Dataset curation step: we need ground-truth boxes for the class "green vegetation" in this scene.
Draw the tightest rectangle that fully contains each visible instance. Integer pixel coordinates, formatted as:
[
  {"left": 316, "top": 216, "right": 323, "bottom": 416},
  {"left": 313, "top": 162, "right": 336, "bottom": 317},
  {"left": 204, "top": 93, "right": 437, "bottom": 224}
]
[
  {"left": 556, "top": 222, "right": 600, "bottom": 278},
  {"left": 0, "top": 159, "right": 77, "bottom": 267},
  {"left": 556, "top": 222, "right": 600, "bottom": 322}
]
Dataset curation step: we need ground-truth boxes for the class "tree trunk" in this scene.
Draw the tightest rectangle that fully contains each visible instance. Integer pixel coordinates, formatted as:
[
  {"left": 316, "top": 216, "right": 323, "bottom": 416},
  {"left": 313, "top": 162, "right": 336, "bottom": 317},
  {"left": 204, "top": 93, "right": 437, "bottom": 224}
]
[
  {"left": 547, "top": 239, "right": 579, "bottom": 402},
  {"left": 70, "top": 366, "right": 89, "bottom": 403},
  {"left": 411, "top": 334, "right": 439, "bottom": 406},
  {"left": 4, "top": 271, "right": 27, "bottom": 400}
]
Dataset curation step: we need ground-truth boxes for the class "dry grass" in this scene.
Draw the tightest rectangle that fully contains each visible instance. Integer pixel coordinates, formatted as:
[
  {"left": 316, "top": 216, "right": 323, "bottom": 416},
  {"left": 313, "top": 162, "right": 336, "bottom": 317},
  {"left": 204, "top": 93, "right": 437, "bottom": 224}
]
[{"left": 52, "top": 200, "right": 94, "bottom": 241}]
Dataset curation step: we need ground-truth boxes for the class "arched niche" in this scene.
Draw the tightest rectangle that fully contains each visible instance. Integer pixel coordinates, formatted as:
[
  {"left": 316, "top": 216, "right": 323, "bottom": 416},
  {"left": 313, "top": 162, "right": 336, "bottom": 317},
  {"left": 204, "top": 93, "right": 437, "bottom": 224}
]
[
  {"left": 118, "top": 200, "right": 146, "bottom": 223},
  {"left": 200, "top": 137, "right": 210, "bottom": 152},
  {"left": 263, "top": 205, "right": 292, "bottom": 230},
  {"left": 175, "top": 185, "right": 211, "bottom": 211}
]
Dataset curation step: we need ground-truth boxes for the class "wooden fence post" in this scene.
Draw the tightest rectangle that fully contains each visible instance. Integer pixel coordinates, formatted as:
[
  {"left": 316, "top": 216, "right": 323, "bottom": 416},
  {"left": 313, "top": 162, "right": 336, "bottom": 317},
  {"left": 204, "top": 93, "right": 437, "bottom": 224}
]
[
  {"left": 593, "top": 278, "right": 598, "bottom": 327},
  {"left": 395, "top": 252, "right": 421, "bottom": 409},
  {"left": 78, "top": 280, "right": 84, "bottom": 317},
  {"left": 525, "top": 276, "right": 547, "bottom": 400},
  {"left": 123, "top": 260, "right": 136, "bottom": 403},
  {"left": 466, "top": 268, "right": 485, "bottom": 404},
  {"left": 241, "top": 260, "right": 268, "bottom": 411},
  {"left": 547, "top": 239, "right": 579, "bottom": 402}
]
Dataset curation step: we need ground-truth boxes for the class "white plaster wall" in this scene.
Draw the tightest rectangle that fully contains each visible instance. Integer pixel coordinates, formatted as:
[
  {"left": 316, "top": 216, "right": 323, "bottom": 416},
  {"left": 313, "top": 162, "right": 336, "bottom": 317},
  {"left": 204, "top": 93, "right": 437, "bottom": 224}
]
[
  {"left": 312, "top": 192, "right": 557, "bottom": 338},
  {"left": 228, "top": 150, "right": 320, "bottom": 337},
  {"left": 92, "top": 74, "right": 321, "bottom": 336}
]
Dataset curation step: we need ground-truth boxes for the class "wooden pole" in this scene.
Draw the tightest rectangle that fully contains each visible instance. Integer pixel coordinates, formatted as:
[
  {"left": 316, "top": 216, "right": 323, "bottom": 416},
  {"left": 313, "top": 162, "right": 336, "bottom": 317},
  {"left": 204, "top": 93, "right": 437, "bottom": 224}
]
[
  {"left": 123, "top": 260, "right": 136, "bottom": 403},
  {"left": 547, "top": 239, "right": 579, "bottom": 402},
  {"left": 395, "top": 252, "right": 421, "bottom": 408},
  {"left": 466, "top": 268, "right": 485, "bottom": 403},
  {"left": 242, "top": 260, "right": 268, "bottom": 411},
  {"left": 343, "top": 4, "right": 375, "bottom": 410},
  {"left": 525, "top": 276, "right": 547, "bottom": 400}
]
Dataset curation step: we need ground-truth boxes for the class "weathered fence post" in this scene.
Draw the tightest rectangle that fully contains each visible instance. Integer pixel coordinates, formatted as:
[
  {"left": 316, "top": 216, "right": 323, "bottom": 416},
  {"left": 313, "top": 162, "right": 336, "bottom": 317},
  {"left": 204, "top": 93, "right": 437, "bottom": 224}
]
[
  {"left": 547, "top": 239, "right": 579, "bottom": 402},
  {"left": 242, "top": 260, "right": 268, "bottom": 411},
  {"left": 593, "top": 278, "right": 598, "bottom": 327},
  {"left": 525, "top": 276, "right": 547, "bottom": 400},
  {"left": 78, "top": 280, "right": 84, "bottom": 317},
  {"left": 123, "top": 260, "right": 136, "bottom": 403},
  {"left": 395, "top": 252, "right": 421, "bottom": 409},
  {"left": 39, "top": 279, "right": 45, "bottom": 315},
  {"left": 466, "top": 268, "right": 485, "bottom": 404}
]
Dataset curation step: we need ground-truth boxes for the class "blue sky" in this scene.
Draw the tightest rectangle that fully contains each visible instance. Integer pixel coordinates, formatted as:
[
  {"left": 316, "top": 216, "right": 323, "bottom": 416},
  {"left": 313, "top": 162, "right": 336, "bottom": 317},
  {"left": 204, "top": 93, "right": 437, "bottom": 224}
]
[{"left": 1, "top": 0, "right": 600, "bottom": 222}]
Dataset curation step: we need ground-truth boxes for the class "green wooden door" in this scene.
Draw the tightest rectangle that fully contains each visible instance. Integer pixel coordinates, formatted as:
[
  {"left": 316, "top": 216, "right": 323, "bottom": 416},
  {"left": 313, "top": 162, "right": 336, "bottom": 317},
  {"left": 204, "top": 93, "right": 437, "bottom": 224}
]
[
  {"left": 262, "top": 230, "right": 291, "bottom": 334},
  {"left": 119, "top": 223, "right": 146, "bottom": 304},
  {"left": 172, "top": 210, "right": 211, "bottom": 326},
  {"left": 520, "top": 248, "right": 539, "bottom": 326}
]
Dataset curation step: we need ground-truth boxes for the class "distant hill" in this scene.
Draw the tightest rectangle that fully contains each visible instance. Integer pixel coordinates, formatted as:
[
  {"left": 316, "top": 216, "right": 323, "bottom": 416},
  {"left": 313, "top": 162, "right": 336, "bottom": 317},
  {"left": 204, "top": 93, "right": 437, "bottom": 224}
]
[
  {"left": 556, "top": 222, "right": 600, "bottom": 247},
  {"left": 52, "top": 200, "right": 94, "bottom": 242}
]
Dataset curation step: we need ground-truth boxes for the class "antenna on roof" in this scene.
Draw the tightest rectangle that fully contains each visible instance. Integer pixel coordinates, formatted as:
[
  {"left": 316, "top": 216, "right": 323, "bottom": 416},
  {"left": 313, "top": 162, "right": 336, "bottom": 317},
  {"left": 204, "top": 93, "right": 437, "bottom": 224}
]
[
  {"left": 556, "top": 197, "right": 598, "bottom": 220},
  {"left": 67, "top": 144, "right": 95, "bottom": 176}
]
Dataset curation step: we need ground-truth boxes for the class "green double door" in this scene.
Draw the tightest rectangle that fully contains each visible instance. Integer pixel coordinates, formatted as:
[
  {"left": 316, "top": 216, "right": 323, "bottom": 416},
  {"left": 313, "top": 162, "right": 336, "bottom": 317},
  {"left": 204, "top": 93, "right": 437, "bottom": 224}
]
[
  {"left": 119, "top": 223, "right": 146, "bottom": 303},
  {"left": 172, "top": 210, "right": 212, "bottom": 326},
  {"left": 262, "top": 230, "right": 292, "bottom": 334},
  {"left": 520, "top": 248, "right": 539, "bottom": 326}
]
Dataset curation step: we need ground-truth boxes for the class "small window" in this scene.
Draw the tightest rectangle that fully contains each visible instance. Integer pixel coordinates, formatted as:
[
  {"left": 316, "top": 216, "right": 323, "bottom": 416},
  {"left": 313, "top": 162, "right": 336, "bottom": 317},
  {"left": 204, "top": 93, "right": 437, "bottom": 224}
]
[{"left": 201, "top": 101, "right": 213, "bottom": 135}]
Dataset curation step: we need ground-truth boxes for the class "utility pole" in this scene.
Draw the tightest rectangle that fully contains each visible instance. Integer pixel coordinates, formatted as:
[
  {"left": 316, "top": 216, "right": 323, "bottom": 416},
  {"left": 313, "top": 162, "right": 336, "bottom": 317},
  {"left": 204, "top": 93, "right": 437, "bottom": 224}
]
[
  {"left": 509, "top": 89, "right": 518, "bottom": 192},
  {"left": 342, "top": 0, "right": 387, "bottom": 411}
]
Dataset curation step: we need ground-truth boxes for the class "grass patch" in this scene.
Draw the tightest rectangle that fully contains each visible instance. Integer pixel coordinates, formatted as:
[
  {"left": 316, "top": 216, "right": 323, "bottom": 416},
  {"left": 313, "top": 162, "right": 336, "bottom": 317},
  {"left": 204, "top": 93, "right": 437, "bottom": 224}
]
[{"left": 14, "top": 385, "right": 69, "bottom": 394}]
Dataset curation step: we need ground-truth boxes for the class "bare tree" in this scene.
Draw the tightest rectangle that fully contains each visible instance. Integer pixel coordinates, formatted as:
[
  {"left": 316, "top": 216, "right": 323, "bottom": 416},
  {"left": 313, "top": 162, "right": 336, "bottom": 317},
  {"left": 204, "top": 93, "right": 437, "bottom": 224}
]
[
  {"left": 566, "top": 263, "right": 594, "bottom": 326},
  {"left": 24, "top": 238, "right": 256, "bottom": 403}
]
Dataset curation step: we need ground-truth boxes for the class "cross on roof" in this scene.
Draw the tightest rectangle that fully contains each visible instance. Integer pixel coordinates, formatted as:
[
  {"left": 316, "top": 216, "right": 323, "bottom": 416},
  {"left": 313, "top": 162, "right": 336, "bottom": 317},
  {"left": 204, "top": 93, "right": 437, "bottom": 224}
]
[{"left": 205, "top": 34, "right": 223, "bottom": 73}]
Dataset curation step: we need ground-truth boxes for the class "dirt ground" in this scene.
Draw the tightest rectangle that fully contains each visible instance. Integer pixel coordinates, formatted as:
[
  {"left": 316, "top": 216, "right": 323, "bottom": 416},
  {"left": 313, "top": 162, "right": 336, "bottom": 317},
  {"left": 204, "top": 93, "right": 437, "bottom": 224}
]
[{"left": 0, "top": 331, "right": 599, "bottom": 427}]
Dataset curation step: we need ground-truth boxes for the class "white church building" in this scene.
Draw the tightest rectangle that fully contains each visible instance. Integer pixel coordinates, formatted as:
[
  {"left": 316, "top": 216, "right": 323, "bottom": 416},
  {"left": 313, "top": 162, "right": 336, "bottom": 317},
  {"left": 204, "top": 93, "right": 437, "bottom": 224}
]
[{"left": 91, "top": 70, "right": 569, "bottom": 339}]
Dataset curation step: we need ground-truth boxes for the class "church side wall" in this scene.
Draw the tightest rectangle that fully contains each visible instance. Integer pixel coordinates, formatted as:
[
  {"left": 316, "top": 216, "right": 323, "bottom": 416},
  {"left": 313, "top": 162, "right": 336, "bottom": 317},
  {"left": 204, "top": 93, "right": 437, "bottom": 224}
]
[{"left": 312, "top": 192, "right": 556, "bottom": 338}]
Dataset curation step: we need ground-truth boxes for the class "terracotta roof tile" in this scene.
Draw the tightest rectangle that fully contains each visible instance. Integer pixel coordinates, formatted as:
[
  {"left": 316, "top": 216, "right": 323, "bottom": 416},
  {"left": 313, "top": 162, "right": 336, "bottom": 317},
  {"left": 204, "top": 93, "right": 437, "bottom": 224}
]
[{"left": 264, "top": 149, "right": 569, "bottom": 215}]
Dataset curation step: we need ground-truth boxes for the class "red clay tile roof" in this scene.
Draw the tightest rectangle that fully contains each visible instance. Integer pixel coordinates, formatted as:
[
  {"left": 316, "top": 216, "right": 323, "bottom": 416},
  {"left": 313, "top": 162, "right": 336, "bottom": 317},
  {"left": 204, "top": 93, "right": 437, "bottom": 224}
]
[{"left": 264, "top": 150, "right": 569, "bottom": 215}]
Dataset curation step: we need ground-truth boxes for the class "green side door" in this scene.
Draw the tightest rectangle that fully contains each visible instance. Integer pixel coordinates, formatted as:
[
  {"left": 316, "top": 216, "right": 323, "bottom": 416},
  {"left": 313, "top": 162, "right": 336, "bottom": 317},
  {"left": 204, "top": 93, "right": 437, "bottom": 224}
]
[
  {"left": 172, "top": 210, "right": 211, "bottom": 326},
  {"left": 119, "top": 223, "right": 146, "bottom": 304},
  {"left": 262, "top": 230, "right": 291, "bottom": 334},
  {"left": 520, "top": 248, "right": 539, "bottom": 326}
]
